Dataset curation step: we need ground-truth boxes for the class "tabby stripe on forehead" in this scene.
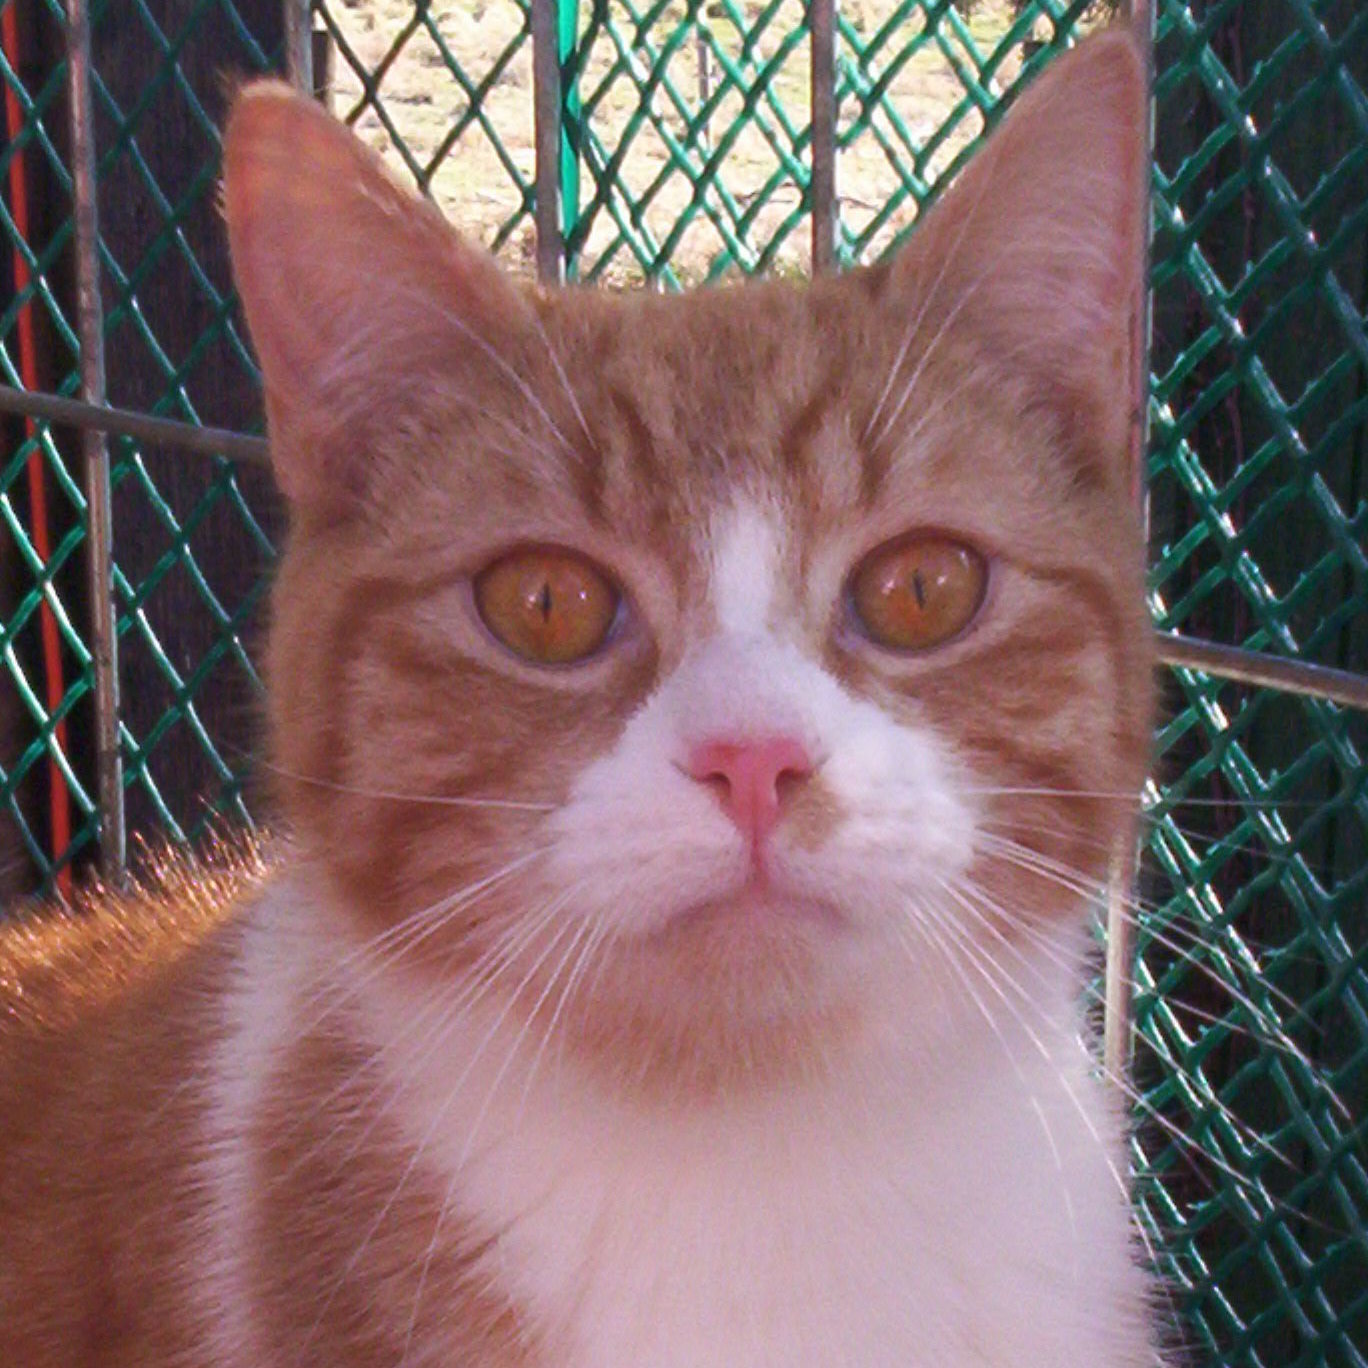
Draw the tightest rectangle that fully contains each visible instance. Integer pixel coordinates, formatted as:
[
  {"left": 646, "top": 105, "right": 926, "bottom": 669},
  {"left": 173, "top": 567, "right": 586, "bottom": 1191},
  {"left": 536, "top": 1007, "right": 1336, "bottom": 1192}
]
[
  {"left": 605, "top": 385, "right": 665, "bottom": 496},
  {"left": 777, "top": 391, "right": 834, "bottom": 484},
  {"left": 566, "top": 425, "right": 608, "bottom": 522},
  {"left": 858, "top": 433, "right": 893, "bottom": 510}
]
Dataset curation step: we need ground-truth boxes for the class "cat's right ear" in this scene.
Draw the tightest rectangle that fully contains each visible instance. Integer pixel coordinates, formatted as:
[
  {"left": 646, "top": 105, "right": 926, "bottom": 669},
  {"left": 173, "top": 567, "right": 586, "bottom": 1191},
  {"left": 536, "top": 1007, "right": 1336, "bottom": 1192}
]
[
  {"left": 882, "top": 29, "right": 1148, "bottom": 482},
  {"left": 222, "top": 82, "right": 528, "bottom": 516}
]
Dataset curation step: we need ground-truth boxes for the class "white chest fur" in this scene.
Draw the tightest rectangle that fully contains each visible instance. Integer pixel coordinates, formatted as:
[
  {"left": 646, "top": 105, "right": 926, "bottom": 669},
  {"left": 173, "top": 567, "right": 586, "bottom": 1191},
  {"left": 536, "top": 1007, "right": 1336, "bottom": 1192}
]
[
  {"left": 205, "top": 888, "right": 1155, "bottom": 1368},
  {"left": 348, "top": 929, "right": 1156, "bottom": 1368}
]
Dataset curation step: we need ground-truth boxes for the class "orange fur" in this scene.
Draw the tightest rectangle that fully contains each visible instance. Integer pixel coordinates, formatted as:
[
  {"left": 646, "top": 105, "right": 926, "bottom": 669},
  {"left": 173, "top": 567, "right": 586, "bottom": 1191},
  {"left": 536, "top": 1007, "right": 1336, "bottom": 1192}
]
[
  {"left": 0, "top": 29, "right": 1156, "bottom": 1367},
  {"left": 0, "top": 847, "right": 260, "bottom": 1365}
]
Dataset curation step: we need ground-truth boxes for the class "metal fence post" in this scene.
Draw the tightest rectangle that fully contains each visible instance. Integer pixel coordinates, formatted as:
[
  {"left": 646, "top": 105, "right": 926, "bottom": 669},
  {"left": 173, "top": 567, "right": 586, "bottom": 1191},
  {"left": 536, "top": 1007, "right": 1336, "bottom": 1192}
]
[
  {"left": 532, "top": 0, "right": 565, "bottom": 283},
  {"left": 1102, "top": 0, "right": 1158, "bottom": 1089},
  {"left": 557, "top": 0, "right": 580, "bottom": 269},
  {"left": 283, "top": 0, "right": 313, "bottom": 93},
  {"left": 66, "top": 0, "right": 125, "bottom": 881},
  {"left": 809, "top": 0, "right": 837, "bottom": 273}
]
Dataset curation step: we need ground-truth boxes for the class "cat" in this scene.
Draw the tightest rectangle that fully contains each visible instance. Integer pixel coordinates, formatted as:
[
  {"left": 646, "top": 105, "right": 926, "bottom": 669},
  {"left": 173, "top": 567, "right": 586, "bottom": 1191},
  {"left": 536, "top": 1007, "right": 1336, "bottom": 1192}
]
[{"left": 0, "top": 25, "right": 1162, "bottom": 1368}]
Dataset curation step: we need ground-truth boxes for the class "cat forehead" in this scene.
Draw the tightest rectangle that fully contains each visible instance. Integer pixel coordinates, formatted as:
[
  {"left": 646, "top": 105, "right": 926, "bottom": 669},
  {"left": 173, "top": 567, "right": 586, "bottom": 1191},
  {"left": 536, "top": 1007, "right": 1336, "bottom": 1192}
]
[
  {"left": 542, "top": 275, "right": 865, "bottom": 443},
  {"left": 710, "top": 500, "right": 788, "bottom": 635},
  {"left": 405, "top": 260, "right": 1090, "bottom": 587},
  {"left": 521, "top": 281, "right": 887, "bottom": 544}
]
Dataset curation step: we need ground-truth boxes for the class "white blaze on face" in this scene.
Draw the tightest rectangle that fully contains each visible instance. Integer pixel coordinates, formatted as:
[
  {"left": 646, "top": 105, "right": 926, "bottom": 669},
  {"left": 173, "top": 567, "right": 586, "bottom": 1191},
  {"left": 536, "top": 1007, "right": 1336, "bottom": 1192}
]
[
  {"left": 709, "top": 499, "right": 786, "bottom": 640},
  {"left": 541, "top": 492, "right": 981, "bottom": 959}
]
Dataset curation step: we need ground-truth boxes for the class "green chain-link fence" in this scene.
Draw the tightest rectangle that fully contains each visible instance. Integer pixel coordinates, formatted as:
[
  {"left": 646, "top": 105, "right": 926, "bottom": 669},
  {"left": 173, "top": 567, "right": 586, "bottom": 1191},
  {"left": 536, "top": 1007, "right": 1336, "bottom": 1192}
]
[
  {"left": 1139, "top": 1, "right": 1367, "bottom": 1359},
  {"left": 0, "top": 1, "right": 1364, "bottom": 1363}
]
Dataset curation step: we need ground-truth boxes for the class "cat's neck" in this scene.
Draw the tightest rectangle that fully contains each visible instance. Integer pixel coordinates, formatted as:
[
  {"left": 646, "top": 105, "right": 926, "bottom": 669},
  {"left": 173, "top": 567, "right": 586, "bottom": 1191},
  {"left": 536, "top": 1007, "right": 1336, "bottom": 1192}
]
[
  {"left": 195, "top": 865, "right": 1101, "bottom": 1216},
  {"left": 340, "top": 881, "right": 1128, "bottom": 1368},
  {"left": 199, "top": 870, "right": 1143, "bottom": 1368},
  {"left": 235, "top": 864, "right": 1095, "bottom": 1134}
]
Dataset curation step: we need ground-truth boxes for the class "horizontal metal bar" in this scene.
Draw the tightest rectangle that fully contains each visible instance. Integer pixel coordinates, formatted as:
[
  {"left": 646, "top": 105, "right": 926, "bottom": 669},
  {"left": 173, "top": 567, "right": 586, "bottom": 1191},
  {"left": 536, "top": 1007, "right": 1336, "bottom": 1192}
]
[
  {"left": 0, "top": 384, "right": 271, "bottom": 464},
  {"left": 2, "top": 387, "right": 1366, "bottom": 715},
  {"left": 1156, "top": 632, "right": 1368, "bottom": 713}
]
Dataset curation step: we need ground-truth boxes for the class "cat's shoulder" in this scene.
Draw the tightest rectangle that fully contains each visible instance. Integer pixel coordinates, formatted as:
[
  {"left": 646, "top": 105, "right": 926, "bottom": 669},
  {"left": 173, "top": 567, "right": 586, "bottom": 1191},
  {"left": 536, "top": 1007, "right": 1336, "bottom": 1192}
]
[
  {"left": 0, "top": 841, "right": 270, "bottom": 1368},
  {"left": 0, "top": 836, "right": 269, "bottom": 1045}
]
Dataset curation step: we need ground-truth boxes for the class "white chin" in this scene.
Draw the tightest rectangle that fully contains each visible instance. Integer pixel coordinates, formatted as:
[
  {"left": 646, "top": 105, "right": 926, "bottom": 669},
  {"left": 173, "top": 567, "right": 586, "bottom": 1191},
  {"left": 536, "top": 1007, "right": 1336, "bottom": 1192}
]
[{"left": 659, "top": 882, "right": 850, "bottom": 940}]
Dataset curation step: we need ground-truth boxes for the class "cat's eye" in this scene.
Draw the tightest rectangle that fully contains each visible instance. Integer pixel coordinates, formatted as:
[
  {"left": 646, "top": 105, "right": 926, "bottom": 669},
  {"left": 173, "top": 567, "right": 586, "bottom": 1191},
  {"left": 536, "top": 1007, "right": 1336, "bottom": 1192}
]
[
  {"left": 849, "top": 534, "right": 987, "bottom": 652},
  {"left": 474, "top": 548, "right": 619, "bottom": 665}
]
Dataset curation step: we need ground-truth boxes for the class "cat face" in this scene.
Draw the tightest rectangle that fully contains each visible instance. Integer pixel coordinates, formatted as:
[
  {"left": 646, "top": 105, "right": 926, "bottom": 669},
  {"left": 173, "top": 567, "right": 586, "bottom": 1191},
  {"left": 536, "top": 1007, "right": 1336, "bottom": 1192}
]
[{"left": 224, "top": 31, "right": 1153, "bottom": 1093}]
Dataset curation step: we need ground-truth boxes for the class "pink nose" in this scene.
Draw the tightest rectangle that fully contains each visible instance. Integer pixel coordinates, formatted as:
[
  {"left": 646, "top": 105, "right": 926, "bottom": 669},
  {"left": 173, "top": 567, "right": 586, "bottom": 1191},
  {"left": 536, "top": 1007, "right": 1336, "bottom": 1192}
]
[{"left": 685, "top": 736, "right": 814, "bottom": 846}]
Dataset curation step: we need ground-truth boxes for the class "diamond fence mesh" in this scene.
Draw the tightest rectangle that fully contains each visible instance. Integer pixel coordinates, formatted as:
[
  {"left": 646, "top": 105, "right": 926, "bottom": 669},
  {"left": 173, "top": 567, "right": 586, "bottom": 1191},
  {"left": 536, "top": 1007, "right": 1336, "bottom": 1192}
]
[
  {"left": 0, "top": 0, "right": 1364, "bottom": 1363},
  {"left": 1138, "top": 1, "right": 1367, "bottom": 1359}
]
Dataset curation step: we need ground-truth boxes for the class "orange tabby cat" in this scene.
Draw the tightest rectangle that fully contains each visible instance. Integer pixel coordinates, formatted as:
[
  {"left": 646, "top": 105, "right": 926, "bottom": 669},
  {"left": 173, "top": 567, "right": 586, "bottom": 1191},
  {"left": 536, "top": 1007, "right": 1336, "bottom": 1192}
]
[{"left": 0, "top": 28, "right": 1159, "bottom": 1367}]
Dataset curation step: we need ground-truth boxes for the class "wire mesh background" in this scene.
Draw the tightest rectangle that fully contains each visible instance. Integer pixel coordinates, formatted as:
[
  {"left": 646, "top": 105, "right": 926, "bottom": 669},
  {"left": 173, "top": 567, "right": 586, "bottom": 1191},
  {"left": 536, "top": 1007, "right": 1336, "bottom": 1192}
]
[{"left": 0, "top": 0, "right": 1364, "bottom": 1363}]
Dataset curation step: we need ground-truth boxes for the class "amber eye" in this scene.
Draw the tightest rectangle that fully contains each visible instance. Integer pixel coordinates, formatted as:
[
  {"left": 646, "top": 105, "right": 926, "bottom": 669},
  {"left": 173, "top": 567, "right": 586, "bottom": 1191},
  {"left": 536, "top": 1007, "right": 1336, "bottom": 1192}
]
[
  {"left": 474, "top": 548, "right": 619, "bottom": 665},
  {"left": 849, "top": 534, "right": 988, "bottom": 652}
]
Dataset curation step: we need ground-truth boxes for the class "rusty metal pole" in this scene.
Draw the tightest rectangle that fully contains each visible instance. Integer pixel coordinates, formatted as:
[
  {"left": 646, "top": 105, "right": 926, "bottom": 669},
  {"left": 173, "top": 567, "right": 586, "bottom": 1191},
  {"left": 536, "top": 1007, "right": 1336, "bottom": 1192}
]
[
  {"left": 67, "top": 0, "right": 125, "bottom": 881},
  {"left": 532, "top": 0, "right": 565, "bottom": 284},
  {"left": 809, "top": 0, "right": 837, "bottom": 274},
  {"left": 283, "top": 0, "right": 313, "bottom": 93},
  {"left": 1103, "top": 0, "right": 1157, "bottom": 1090}
]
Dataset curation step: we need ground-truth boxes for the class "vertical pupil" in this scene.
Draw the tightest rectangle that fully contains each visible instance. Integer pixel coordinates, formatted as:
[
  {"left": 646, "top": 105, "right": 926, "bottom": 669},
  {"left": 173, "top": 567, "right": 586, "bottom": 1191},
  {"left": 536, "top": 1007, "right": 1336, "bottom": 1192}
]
[
  {"left": 911, "top": 568, "right": 926, "bottom": 610},
  {"left": 537, "top": 580, "right": 553, "bottom": 622}
]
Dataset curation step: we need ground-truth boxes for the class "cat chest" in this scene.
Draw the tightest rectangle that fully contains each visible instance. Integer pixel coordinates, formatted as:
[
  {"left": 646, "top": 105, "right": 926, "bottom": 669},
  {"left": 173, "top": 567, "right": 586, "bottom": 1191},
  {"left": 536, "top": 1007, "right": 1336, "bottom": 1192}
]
[
  {"left": 479, "top": 1139, "right": 957, "bottom": 1366},
  {"left": 336, "top": 930, "right": 1147, "bottom": 1368},
  {"left": 449, "top": 1088, "right": 1133, "bottom": 1368}
]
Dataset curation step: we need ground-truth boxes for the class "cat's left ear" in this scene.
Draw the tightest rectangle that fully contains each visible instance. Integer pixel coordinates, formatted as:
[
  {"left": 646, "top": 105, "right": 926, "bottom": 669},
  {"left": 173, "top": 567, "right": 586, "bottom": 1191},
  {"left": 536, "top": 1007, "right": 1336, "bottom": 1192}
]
[
  {"left": 889, "top": 28, "right": 1148, "bottom": 475},
  {"left": 223, "top": 82, "right": 533, "bottom": 516}
]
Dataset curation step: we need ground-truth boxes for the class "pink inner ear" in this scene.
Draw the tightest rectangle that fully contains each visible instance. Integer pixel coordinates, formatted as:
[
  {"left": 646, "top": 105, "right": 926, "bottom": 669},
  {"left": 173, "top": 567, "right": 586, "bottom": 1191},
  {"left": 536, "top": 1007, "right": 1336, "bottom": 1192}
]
[
  {"left": 225, "top": 87, "right": 436, "bottom": 389},
  {"left": 222, "top": 82, "right": 528, "bottom": 513},
  {"left": 870, "top": 30, "right": 1148, "bottom": 478},
  {"left": 893, "top": 31, "right": 1147, "bottom": 375}
]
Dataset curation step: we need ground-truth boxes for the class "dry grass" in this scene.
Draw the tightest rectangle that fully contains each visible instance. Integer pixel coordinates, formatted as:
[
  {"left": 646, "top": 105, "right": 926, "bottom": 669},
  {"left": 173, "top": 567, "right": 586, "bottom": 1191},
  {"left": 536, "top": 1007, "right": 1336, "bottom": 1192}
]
[{"left": 318, "top": 0, "right": 1052, "bottom": 282}]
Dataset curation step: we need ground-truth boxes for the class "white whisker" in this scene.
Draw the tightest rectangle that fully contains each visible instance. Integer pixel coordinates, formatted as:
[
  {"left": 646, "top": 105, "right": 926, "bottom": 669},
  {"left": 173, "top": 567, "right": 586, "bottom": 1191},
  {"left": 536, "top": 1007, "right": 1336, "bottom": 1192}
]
[
  {"left": 863, "top": 159, "right": 998, "bottom": 446},
  {"left": 458, "top": 910, "right": 602, "bottom": 1167},
  {"left": 977, "top": 833, "right": 1319, "bottom": 1039},
  {"left": 900, "top": 899, "right": 1086, "bottom": 1263},
  {"left": 280, "top": 887, "right": 572, "bottom": 1187},
  {"left": 418, "top": 292, "right": 574, "bottom": 458},
  {"left": 298, "top": 900, "right": 581, "bottom": 1352},
  {"left": 944, "top": 872, "right": 1309, "bottom": 1189},
  {"left": 292, "top": 850, "right": 549, "bottom": 1038},
  {"left": 528, "top": 305, "right": 594, "bottom": 449},
  {"left": 516, "top": 910, "right": 613, "bottom": 1124}
]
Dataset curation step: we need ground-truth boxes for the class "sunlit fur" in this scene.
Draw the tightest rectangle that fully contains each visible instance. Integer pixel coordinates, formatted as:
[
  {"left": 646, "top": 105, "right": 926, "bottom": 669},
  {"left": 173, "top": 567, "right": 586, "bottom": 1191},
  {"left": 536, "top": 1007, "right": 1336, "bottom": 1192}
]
[{"left": 0, "top": 28, "right": 1163, "bottom": 1368}]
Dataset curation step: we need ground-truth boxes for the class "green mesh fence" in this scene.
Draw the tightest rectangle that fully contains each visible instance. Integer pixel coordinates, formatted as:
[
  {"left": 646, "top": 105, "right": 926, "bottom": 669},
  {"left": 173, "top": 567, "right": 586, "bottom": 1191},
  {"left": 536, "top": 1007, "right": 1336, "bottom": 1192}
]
[
  {"left": 0, "top": 1, "right": 1364, "bottom": 1364},
  {"left": 1138, "top": 0, "right": 1367, "bottom": 1360},
  {"left": 1, "top": 0, "right": 279, "bottom": 885}
]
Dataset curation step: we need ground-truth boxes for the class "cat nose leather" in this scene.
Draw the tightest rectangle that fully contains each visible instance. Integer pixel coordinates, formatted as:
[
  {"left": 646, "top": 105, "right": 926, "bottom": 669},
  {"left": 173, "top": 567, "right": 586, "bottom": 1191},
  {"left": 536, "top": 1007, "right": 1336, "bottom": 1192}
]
[{"left": 685, "top": 737, "right": 813, "bottom": 847}]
